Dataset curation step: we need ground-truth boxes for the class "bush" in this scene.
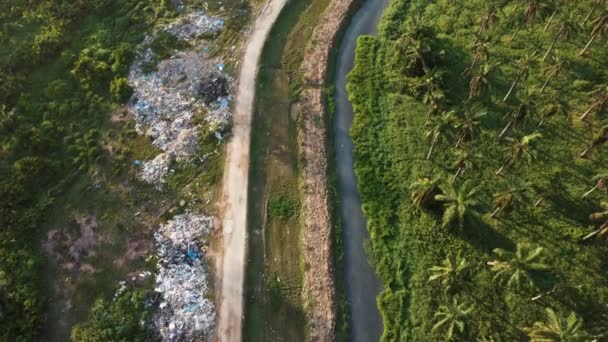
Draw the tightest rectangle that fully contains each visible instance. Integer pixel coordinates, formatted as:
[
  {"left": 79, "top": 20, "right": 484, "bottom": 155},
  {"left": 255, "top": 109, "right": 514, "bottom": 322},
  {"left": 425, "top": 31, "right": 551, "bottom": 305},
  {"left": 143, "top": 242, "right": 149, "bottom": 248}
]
[{"left": 110, "top": 77, "right": 133, "bottom": 104}]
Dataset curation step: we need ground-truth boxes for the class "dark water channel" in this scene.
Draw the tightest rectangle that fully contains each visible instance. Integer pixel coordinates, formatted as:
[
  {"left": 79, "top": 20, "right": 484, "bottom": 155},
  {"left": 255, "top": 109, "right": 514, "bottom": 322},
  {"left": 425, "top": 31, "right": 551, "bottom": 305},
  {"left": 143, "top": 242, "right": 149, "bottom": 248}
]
[{"left": 333, "top": 0, "right": 389, "bottom": 341}]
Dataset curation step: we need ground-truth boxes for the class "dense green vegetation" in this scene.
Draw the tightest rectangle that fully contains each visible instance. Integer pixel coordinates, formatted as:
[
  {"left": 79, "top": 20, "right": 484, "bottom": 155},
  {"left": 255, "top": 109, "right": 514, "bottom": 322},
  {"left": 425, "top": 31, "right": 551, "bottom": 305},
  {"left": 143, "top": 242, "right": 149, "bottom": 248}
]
[
  {"left": 0, "top": 1, "right": 174, "bottom": 338},
  {"left": 71, "top": 289, "right": 158, "bottom": 341},
  {"left": 348, "top": 0, "right": 608, "bottom": 340}
]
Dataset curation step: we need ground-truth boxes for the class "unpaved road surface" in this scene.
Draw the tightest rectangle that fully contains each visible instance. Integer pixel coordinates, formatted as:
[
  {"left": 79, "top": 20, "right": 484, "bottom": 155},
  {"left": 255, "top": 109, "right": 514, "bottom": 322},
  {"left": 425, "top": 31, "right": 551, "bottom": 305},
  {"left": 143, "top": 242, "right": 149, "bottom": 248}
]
[
  {"left": 217, "top": 0, "right": 287, "bottom": 341},
  {"left": 334, "top": 0, "right": 388, "bottom": 341}
]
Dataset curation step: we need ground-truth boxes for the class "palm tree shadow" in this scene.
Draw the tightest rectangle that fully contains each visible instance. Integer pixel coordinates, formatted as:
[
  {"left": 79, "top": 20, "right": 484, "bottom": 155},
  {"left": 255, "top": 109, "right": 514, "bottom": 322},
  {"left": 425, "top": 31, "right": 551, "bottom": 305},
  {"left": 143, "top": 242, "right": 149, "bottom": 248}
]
[{"left": 459, "top": 215, "right": 514, "bottom": 255}]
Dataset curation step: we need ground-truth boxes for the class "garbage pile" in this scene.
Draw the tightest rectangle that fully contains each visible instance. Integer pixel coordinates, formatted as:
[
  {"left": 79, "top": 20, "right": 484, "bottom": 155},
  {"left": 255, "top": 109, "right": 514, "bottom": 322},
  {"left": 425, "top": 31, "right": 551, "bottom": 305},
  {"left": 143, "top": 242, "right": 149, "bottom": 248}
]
[
  {"left": 127, "top": 10, "right": 233, "bottom": 187},
  {"left": 153, "top": 213, "right": 215, "bottom": 341},
  {"left": 165, "top": 11, "right": 225, "bottom": 40}
]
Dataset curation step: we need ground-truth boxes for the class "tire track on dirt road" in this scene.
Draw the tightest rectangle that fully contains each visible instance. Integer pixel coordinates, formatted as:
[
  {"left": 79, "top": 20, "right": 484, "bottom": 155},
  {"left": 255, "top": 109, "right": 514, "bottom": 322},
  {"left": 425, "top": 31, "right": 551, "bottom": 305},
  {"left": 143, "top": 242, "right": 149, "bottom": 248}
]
[{"left": 217, "top": 0, "right": 288, "bottom": 340}]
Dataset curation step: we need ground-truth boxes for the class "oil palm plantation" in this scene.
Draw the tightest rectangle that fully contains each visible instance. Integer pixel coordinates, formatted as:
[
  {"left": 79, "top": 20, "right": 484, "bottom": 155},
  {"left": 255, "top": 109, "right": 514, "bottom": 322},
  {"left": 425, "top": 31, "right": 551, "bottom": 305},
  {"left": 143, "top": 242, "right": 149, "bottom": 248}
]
[
  {"left": 428, "top": 253, "right": 471, "bottom": 293},
  {"left": 435, "top": 180, "right": 480, "bottom": 229},
  {"left": 579, "top": 12, "right": 608, "bottom": 56},
  {"left": 487, "top": 243, "right": 549, "bottom": 289},
  {"left": 410, "top": 176, "right": 441, "bottom": 209},
  {"left": 582, "top": 174, "right": 608, "bottom": 199},
  {"left": 504, "top": 52, "right": 536, "bottom": 102},
  {"left": 580, "top": 124, "right": 608, "bottom": 158},
  {"left": 432, "top": 298, "right": 474, "bottom": 341},
  {"left": 496, "top": 132, "right": 542, "bottom": 176},
  {"left": 526, "top": 308, "right": 587, "bottom": 341},
  {"left": 491, "top": 179, "right": 533, "bottom": 218},
  {"left": 539, "top": 54, "right": 569, "bottom": 93}
]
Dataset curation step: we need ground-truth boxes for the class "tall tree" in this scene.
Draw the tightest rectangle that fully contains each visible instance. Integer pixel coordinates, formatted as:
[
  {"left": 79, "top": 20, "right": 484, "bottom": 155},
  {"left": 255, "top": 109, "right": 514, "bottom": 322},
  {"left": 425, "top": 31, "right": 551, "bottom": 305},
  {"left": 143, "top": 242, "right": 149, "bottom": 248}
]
[
  {"left": 504, "top": 52, "right": 536, "bottom": 102},
  {"left": 542, "top": 16, "right": 579, "bottom": 61},
  {"left": 432, "top": 298, "right": 474, "bottom": 341},
  {"left": 469, "top": 38, "right": 491, "bottom": 71},
  {"left": 526, "top": 308, "right": 587, "bottom": 341},
  {"left": 499, "top": 104, "right": 527, "bottom": 139},
  {"left": 428, "top": 253, "right": 471, "bottom": 293},
  {"left": 487, "top": 243, "right": 549, "bottom": 289},
  {"left": 582, "top": 174, "right": 608, "bottom": 199},
  {"left": 579, "top": 13, "right": 608, "bottom": 56},
  {"left": 474, "top": 4, "right": 500, "bottom": 44},
  {"left": 580, "top": 124, "right": 608, "bottom": 158},
  {"left": 539, "top": 54, "right": 569, "bottom": 93},
  {"left": 435, "top": 180, "right": 480, "bottom": 229},
  {"left": 410, "top": 176, "right": 441, "bottom": 209},
  {"left": 491, "top": 178, "right": 533, "bottom": 217},
  {"left": 580, "top": 85, "right": 608, "bottom": 120},
  {"left": 511, "top": 0, "right": 551, "bottom": 39},
  {"left": 496, "top": 132, "right": 542, "bottom": 176},
  {"left": 426, "top": 111, "right": 455, "bottom": 160}
]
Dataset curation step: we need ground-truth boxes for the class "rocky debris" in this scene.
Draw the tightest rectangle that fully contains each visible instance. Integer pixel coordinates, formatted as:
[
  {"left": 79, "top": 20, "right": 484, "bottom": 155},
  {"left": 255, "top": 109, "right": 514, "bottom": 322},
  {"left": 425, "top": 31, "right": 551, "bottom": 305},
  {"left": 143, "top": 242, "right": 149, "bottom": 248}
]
[
  {"left": 153, "top": 213, "right": 216, "bottom": 341},
  {"left": 164, "top": 11, "right": 224, "bottom": 40}
]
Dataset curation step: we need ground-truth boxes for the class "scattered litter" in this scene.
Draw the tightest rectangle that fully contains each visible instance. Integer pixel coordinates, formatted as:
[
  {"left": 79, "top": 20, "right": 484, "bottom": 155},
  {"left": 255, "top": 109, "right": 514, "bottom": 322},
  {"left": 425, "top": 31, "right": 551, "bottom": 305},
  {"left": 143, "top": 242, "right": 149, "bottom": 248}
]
[
  {"left": 153, "top": 213, "right": 216, "bottom": 341},
  {"left": 139, "top": 154, "right": 170, "bottom": 189},
  {"left": 216, "top": 63, "right": 225, "bottom": 71},
  {"left": 134, "top": 160, "right": 143, "bottom": 166}
]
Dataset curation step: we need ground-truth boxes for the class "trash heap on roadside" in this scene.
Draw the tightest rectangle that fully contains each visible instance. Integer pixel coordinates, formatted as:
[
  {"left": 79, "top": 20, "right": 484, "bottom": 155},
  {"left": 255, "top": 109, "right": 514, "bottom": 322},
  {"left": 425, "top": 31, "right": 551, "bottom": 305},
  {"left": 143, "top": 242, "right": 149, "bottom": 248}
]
[
  {"left": 127, "top": 10, "right": 233, "bottom": 188},
  {"left": 153, "top": 213, "right": 215, "bottom": 341}
]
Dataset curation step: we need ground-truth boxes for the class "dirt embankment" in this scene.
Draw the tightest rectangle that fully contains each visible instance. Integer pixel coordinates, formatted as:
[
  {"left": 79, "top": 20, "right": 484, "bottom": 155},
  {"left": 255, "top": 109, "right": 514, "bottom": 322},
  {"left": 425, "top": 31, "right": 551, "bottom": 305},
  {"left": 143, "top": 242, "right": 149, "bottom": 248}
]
[{"left": 298, "top": 0, "right": 360, "bottom": 340}]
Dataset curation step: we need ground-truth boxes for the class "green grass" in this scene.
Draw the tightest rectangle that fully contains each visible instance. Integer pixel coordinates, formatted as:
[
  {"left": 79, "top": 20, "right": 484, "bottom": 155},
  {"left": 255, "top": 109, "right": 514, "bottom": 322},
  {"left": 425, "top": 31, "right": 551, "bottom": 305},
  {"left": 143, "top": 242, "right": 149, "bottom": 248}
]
[{"left": 349, "top": 0, "right": 608, "bottom": 340}]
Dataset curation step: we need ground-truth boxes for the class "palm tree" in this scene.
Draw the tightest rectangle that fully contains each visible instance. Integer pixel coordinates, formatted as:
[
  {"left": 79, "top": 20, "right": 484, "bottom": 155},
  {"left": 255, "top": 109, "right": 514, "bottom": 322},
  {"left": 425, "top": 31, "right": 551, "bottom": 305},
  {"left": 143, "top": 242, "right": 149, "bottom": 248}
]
[
  {"left": 538, "top": 99, "right": 567, "bottom": 127},
  {"left": 540, "top": 54, "right": 569, "bottom": 93},
  {"left": 474, "top": 4, "right": 500, "bottom": 44},
  {"left": 580, "top": 124, "right": 608, "bottom": 158},
  {"left": 496, "top": 132, "right": 542, "bottom": 176},
  {"left": 582, "top": 0, "right": 606, "bottom": 25},
  {"left": 469, "top": 62, "right": 496, "bottom": 100},
  {"left": 426, "top": 111, "right": 455, "bottom": 160},
  {"left": 435, "top": 180, "right": 480, "bottom": 229},
  {"left": 542, "top": 16, "right": 579, "bottom": 61},
  {"left": 511, "top": 0, "right": 551, "bottom": 39},
  {"left": 504, "top": 52, "right": 536, "bottom": 102},
  {"left": 580, "top": 85, "right": 608, "bottom": 120},
  {"left": 470, "top": 38, "right": 490, "bottom": 71},
  {"left": 526, "top": 308, "right": 587, "bottom": 341},
  {"left": 451, "top": 148, "right": 481, "bottom": 184},
  {"left": 582, "top": 174, "right": 608, "bottom": 199},
  {"left": 543, "top": 7, "right": 557, "bottom": 33},
  {"left": 579, "top": 13, "right": 608, "bottom": 56},
  {"left": 499, "top": 104, "right": 527, "bottom": 139},
  {"left": 432, "top": 298, "right": 474, "bottom": 341},
  {"left": 491, "top": 179, "right": 533, "bottom": 217},
  {"left": 582, "top": 202, "right": 608, "bottom": 241},
  {"left": 487, "top": 243, "right": 549, "bottom": 289},
  {"left": 455, "top": 107, "right": 486, "bottom": 148},
  {"left": 423, "top": 87, "right": 446, "bottom": 117},
  {"left": 410, "top": 176, "right": 441, "bottom": 209},
  {"left": 428, "top": 253, "right": 471, "bottom": 292}
]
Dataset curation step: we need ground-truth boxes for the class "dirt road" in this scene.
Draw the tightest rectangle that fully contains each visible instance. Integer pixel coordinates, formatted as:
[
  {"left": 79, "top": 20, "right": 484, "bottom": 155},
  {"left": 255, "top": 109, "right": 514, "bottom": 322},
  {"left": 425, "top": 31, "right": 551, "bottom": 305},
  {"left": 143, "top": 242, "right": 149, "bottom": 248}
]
[{"left": 217, "top": 0, "right": 287, "bottom": 341}]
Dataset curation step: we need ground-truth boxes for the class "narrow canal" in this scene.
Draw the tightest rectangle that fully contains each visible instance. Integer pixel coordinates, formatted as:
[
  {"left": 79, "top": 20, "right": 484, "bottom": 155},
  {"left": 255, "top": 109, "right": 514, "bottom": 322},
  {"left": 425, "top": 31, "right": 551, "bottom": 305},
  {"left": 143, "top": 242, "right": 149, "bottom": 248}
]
[{"left": 333, "top": 0, "right": 389, "bottom": 341}]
